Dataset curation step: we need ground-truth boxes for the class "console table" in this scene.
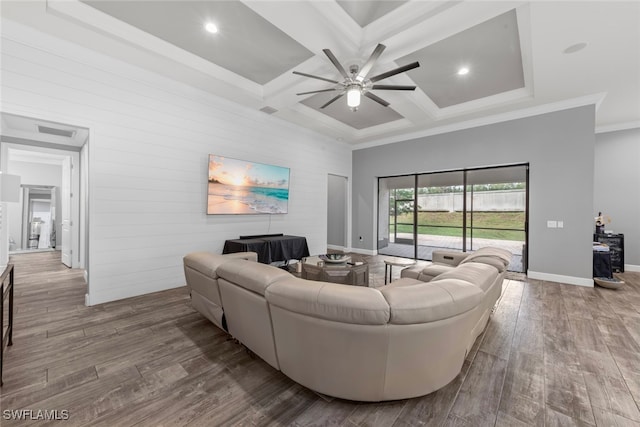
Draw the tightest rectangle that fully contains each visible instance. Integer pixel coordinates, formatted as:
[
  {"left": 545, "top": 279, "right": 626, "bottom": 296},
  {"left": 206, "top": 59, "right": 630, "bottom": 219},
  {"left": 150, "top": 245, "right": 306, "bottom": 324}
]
[{"left": 223, "top": 234, "right": 309, "bottom": 264}]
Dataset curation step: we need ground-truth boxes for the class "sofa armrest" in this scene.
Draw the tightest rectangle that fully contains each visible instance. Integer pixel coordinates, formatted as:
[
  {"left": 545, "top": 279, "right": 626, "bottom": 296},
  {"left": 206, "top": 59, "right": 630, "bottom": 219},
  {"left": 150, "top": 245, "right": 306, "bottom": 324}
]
[{"left": 432, "top": 250, "right": 467, "bottom": 267}]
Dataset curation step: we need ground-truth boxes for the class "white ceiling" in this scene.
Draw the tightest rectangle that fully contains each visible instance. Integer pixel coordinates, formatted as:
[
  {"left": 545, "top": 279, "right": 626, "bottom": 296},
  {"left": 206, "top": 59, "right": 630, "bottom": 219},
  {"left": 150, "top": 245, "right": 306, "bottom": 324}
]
[{"left": 1, "top": 1, "right": 639, "bottom": 146}]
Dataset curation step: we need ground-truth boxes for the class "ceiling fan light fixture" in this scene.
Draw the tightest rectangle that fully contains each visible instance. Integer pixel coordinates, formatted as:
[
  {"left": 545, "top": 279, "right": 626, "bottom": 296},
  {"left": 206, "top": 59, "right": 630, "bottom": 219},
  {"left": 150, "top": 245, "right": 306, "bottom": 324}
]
[
  {"left": 293, "top": 43, "right": 420, "bottom": 110},
  {"left": 347, "top": 86, "right": 361, "bottom": 108}
]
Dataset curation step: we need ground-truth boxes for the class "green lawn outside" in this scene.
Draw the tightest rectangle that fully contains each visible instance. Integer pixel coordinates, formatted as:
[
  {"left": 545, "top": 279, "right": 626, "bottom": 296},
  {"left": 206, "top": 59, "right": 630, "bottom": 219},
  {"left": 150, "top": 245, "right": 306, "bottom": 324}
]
[{"left": 390, "top": 211, "right": 525, "bottom": 241}]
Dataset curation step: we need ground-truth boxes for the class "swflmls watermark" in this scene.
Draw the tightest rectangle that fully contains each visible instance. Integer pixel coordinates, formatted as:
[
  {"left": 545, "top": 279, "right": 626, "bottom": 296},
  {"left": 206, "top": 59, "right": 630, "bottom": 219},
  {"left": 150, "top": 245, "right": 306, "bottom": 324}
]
[{"left": 2, "top": 409, "right": 70, "bottom": 421}]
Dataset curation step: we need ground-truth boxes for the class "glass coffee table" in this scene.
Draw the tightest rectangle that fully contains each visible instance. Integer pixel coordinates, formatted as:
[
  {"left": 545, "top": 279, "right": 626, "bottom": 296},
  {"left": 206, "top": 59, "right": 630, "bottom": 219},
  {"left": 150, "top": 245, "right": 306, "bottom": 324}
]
[{"left": 299, "top": 255, "right": 369, "bottom": 287}]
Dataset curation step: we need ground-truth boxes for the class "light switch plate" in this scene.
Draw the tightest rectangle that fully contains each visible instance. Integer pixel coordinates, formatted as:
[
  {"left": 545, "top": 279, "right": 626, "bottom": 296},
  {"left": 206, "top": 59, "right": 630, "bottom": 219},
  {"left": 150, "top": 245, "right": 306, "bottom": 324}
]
[
  {"left": 557, "top": 221, "right": 564, "bottom": 228},
  {"left": 547, "top": 220, "right": 557, "bottom": 228}
]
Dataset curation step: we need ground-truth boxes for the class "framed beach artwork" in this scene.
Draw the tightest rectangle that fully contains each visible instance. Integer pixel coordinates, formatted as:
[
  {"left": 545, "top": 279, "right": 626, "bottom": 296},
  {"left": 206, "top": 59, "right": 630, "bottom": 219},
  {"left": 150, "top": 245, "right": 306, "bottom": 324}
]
[{"left": 207, "top": 155, "right": 290, "bottom": 215}]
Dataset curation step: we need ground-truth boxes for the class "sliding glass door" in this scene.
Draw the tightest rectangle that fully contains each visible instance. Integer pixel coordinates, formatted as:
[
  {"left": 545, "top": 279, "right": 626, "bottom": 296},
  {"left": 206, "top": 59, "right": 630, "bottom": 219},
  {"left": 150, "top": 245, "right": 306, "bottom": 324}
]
[
  {"left": 378, "top": 164, "right": 528, "bottom": 272},
  {"left": 415, "top": 172, "right": 465, "bottom": 259},
  {"left": 378, "top": 175, "right": 416, "bottom": 258},
  {"left": 466, "top": 166, "right": 527, "bottom": 272}
]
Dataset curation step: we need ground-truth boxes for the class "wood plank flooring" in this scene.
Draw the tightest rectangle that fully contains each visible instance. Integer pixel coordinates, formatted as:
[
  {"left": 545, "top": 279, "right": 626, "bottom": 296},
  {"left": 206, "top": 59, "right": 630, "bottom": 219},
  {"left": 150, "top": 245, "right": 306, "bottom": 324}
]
[{"left": 2, "top": 251, "right": 640, "bottom": 426}]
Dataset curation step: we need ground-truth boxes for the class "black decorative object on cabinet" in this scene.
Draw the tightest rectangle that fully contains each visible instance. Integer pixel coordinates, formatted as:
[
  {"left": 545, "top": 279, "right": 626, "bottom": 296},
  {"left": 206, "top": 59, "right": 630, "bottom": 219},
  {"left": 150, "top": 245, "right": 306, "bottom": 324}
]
[{"left": 594, "top": 233, "right": 624, "bottom": 273}]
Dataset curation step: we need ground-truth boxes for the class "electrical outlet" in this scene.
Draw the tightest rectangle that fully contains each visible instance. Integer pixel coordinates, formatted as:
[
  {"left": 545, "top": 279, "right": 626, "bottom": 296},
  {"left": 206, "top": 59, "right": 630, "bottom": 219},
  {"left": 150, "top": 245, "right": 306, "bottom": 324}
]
[
  {"left": 547, "top": 220, "right": 557, "bottom": 228},
  {"left": 557, "top": 221, "right": 564, "bottom": 228}
]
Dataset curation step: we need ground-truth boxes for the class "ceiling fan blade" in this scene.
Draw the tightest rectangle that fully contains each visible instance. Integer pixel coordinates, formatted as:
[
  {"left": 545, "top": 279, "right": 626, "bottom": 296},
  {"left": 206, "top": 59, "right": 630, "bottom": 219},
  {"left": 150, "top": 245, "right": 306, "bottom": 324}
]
[
  {"left": 320, "top": 92, "right": 346, "bottom": 109},
  {"left": 369, "top": 61, "right": 420, "bottom": 83},
  {"left": 371, "top": 84, "right": 416, "bottom": 91},
  {"left": 356, "top": 43, "right": 386, "bottom": 82},
  {"left": 364, "top": 91, "right": 390, "bottom": 107},
  {"left": 296, "top": 88, "right": 340, "bottom": 96},
  {"left": 323, "top": 49, "right": 350, "bottom": 80},
  {"left": 293, "top": 71, "right": 340, "bottom": 84}
]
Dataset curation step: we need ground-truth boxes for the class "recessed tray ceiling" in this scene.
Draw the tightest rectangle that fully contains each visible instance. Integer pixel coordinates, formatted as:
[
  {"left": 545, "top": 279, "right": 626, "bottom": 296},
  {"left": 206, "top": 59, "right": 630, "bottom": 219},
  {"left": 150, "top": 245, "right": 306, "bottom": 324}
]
[
  {"left": 301, "top": 93, "right": 404, "bottom": 130},
  {"left": 81, "top": 0, "right": 314, "bottom": 85},
  {"left": 337, "top": 1, "right": 408, "bottom": 27},
  {"left": 15, "top": 0, "right": 635, "bottom": 144},
  {"left": 399, "top": 9, "right": 525, "bottom": 108}
]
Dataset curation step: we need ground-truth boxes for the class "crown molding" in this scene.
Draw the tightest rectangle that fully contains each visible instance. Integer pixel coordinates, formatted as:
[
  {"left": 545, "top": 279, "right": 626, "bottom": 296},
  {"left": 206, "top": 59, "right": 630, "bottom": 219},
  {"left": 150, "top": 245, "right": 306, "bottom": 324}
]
[
  {"left": 595, "top": 121, "right": 640, "bottom": 134},
  {"left": 352, "top": 92, "right": 607, "bottom": 151}
]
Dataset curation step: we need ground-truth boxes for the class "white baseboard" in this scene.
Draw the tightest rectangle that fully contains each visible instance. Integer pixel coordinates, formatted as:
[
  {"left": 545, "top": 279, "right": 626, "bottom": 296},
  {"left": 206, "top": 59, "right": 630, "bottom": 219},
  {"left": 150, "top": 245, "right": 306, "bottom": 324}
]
[
  {"left": 86, "top": 283, "right": 187, "bottom": 306},
  {"left": 327, "top": 245, "right": 379, "bottom": 256},
  {"left": 349, "top": 247, "right": 377, "bottom": 256},
  {"left": 624, "top": 264, "right": 640, "bottom": 272},
  {"left": 527, "top": 270, "right": 593, "bottom": 287}
]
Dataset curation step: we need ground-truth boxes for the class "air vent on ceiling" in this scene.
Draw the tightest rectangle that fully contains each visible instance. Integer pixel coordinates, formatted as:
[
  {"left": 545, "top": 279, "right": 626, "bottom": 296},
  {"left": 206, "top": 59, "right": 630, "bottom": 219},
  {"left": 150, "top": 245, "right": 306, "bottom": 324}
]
[
  {"left": 259, "top": 106, "right": 278, "bottom": 115},
  {"left": 37, "top": 125, "right": 76, "bottom": 138}
]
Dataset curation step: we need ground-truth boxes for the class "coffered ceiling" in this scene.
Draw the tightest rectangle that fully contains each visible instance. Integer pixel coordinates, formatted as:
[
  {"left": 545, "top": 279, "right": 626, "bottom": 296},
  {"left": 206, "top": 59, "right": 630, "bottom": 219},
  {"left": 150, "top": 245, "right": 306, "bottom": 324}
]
[{"left": 1, "top": 1, "right": 639, "bottom": 146}]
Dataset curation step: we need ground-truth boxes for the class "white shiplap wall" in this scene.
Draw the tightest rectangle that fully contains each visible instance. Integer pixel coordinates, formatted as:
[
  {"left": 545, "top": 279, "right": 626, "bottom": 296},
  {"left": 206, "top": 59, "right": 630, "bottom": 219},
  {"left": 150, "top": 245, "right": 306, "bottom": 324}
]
[{"left": 1, "top": 21, "right": 352, "bottom": 305}]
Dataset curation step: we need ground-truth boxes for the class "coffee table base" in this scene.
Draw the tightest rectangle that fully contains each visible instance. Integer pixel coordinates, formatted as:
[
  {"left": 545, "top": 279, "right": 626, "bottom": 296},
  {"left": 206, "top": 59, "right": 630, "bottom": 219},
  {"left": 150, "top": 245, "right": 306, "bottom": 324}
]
[{"left": 301, "top": 261, "right": 369, "bottom": 287}]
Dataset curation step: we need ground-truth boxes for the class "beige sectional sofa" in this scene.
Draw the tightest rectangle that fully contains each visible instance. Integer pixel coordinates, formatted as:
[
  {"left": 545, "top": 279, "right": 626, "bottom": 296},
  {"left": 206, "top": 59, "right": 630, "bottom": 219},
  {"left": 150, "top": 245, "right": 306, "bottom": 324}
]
[
  {"left": 183, "top": 247, "right": 511, "bottom": 402},
  {"left": 183, "top": 251, "right": 258, "bottom": 330}
]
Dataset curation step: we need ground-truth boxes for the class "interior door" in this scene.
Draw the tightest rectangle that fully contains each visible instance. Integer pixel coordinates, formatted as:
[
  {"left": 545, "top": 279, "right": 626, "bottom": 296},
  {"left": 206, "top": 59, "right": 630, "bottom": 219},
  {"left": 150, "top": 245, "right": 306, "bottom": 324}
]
[
  {"left": 327, "top": 174, "right": 348, "bottom": 248},
  {"left": 61, "top": 157, "right": 72, "bottom": 267}
]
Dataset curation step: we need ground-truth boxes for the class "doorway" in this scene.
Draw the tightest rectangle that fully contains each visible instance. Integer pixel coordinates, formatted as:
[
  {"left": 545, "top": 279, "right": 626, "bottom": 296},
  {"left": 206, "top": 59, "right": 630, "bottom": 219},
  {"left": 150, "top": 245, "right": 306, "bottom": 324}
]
[
  {"left": 327, "top": 174, "right": 348, "bottom": 251},
  {"left": 3, "top": 147, "right": 80, "bottom": 269},
  {"left": 1, "top": 113, "right": 87, "bottom": 270},
  {"left": 17, "top": 185, "right": 57, "bottom": 252}
]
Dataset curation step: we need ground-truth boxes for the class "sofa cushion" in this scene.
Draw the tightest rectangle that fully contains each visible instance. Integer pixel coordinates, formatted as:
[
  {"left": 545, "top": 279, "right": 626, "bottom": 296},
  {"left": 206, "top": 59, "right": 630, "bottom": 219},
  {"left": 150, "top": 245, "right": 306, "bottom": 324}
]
[
  {"left": 266, "top": 277, "right": 390, "bottom": 325},
  {"left": 460, "top": 247, "right": 511, "bottom": 273},
  {"left": 385, "top": 278, "right": 424, "bottom": 289},
  {"left": 399, "top": 266, "right": 422, "bottom": 280},
  {"left": 431, "top": 262, "right": 499, "bottom": 293},
  {"left": 218, "top": 259, "right": 291, "bottom": 296},
  {"left": 381, "top": 279, "right": 483, "bottom": 324},
  {"left": 417, "top": 264, "right": 455, "bottom": 282}
]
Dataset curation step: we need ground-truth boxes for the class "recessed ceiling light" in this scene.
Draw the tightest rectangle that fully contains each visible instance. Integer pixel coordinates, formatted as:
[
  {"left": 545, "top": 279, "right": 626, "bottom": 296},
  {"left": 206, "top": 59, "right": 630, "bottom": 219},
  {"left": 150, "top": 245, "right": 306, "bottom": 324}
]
[
  {"left": 457, "top": 67, "right": 470, "bottom": 76},
  {"left": 204, "top": 22, "right": 218, "bottom": 34},
  {"left": 563, "top": 42, "right": 587, "bottom": 54}
]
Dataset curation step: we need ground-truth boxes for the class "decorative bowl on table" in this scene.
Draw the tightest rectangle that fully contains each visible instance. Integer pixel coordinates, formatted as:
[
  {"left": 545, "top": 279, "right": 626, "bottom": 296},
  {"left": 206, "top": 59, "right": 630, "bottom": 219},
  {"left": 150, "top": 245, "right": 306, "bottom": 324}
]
[{"left": 320, "top": 254, "right": 351, "bottom": 264}]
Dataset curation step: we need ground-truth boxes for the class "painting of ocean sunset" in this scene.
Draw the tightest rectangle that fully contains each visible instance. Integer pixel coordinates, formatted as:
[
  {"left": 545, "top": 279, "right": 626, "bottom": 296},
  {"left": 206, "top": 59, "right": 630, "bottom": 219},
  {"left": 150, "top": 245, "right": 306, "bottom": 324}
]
[{"left": 207, "top": 155, "right": 290, "bottom": 215}]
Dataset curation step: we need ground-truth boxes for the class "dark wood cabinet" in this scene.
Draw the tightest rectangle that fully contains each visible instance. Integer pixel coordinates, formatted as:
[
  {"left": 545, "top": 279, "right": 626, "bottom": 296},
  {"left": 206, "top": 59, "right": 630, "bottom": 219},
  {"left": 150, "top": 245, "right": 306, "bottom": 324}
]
[{"left": 594, "top": 233, "right": 624, "bottom": 273}]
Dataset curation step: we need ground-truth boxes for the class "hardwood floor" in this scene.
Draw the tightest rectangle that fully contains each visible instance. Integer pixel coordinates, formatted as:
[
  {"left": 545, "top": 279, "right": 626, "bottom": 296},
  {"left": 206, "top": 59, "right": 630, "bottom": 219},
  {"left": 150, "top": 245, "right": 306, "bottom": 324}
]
[{"left": 2, "top": 251, "right": 640, "bottom": 426}]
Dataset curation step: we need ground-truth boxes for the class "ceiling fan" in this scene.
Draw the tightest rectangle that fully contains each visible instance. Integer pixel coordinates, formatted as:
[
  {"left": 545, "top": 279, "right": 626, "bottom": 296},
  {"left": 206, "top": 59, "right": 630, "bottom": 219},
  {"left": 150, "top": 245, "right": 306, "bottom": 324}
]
[{"left": 293, "top": 43, "right": 420, "bottom": 111}]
